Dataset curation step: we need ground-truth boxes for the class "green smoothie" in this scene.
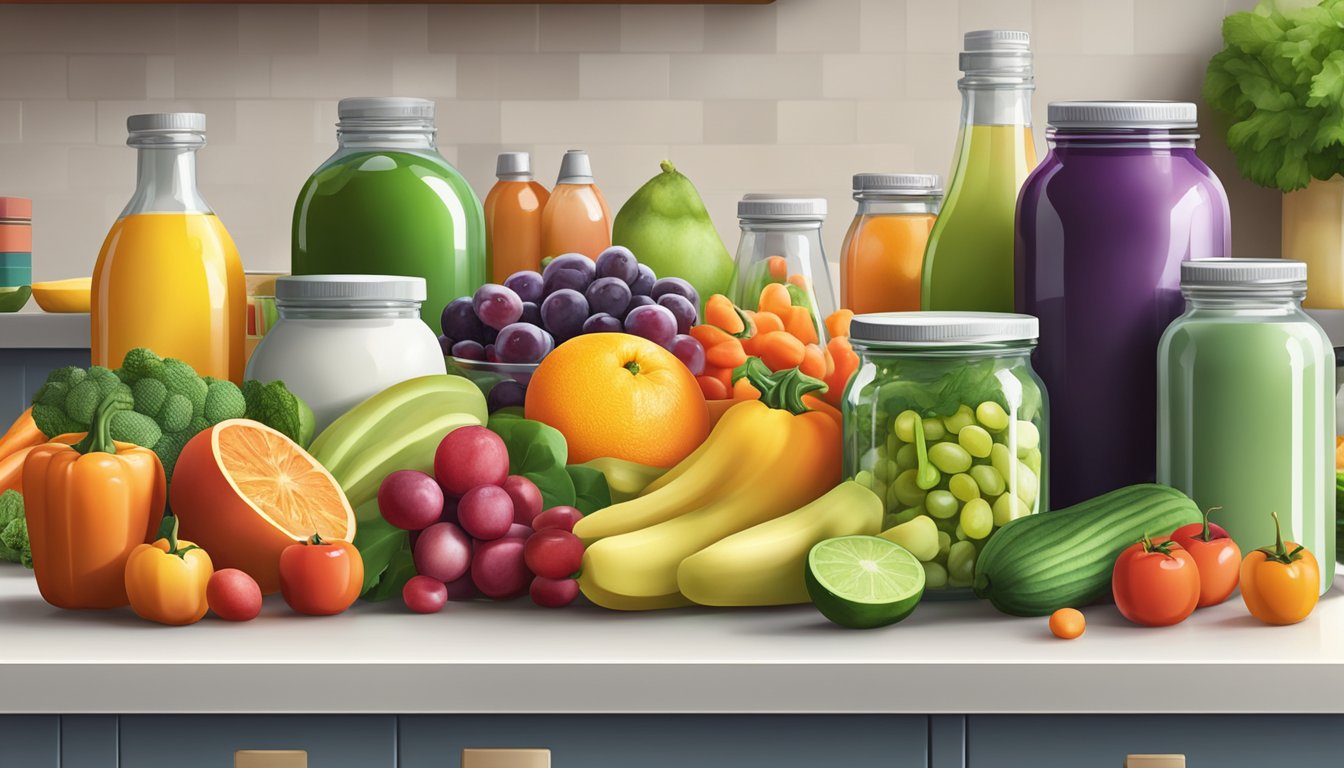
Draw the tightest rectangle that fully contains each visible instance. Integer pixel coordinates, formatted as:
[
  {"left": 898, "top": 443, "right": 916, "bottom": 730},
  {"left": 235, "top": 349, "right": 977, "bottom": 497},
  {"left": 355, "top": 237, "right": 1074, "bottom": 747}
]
[
  {"left": 292, "top": 150, "right": 485, "bottom": 333},
  {"left": 1158, "top": 312, "right": 1335, "bottom": 592}
]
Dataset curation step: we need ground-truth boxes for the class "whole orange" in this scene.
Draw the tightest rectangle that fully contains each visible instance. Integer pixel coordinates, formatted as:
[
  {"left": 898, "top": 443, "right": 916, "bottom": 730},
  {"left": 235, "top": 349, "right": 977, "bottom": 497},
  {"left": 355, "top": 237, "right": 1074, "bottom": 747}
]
[{"left": 525, "top": 333, "right": 710, "bottom": 467}]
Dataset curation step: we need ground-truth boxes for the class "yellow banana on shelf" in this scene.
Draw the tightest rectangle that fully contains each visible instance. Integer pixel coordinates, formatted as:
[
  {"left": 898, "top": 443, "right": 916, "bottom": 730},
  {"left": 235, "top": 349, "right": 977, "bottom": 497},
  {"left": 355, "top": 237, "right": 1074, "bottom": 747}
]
[
  {"left": 574, "top": 457, "right": 669, "bottom": 504},
  {"left": 579, "top": 580, "right": 693, "bottom": 611},
  {"left": 677, "top": 481, "right": 882, "bottom": 607}
]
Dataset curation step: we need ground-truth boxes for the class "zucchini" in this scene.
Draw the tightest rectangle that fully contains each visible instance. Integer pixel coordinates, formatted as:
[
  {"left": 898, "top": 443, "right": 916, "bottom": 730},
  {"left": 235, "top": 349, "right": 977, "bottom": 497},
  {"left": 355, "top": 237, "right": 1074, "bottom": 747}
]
[{"left": 973, "top": 484, "right": 1201, "bottom": 616}]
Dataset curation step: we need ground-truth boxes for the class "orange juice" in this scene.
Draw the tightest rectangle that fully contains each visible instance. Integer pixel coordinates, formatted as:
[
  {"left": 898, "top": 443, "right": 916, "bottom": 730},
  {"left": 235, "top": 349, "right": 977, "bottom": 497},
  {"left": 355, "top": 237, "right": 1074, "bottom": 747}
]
[
  {"left": 92, "top": 212, "right": 245, "bottom": 382},
  {"left": 840, "top": 174, "right": 941, "bottom": 314},
  {"left": 485, "top": 152, "right": 551, "bottom": 280},
  {"left": 541, "top": 150, "right": 611, "bottom": 260}
]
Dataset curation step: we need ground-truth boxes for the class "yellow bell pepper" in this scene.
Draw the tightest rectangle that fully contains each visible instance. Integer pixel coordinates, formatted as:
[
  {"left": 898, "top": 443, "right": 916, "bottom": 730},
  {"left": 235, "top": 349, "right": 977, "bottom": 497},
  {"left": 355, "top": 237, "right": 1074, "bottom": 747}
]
[
  {"left": 125, "top": 516, "right": 214, "bottom": 626},
  {"left": 23, "top": 390, "right": 165, "bottom": 609}
]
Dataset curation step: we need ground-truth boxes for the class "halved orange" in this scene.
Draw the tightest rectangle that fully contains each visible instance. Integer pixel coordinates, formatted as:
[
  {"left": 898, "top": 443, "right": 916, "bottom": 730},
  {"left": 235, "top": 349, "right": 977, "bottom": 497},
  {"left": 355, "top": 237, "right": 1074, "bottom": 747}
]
[{"left": 171, "top": 419, "right": 355, "bottom": 594}]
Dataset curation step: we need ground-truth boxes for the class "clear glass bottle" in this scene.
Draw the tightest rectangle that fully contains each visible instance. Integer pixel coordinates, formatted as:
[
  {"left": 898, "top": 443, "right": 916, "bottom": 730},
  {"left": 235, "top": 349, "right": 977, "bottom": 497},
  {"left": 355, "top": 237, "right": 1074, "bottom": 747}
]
[
  {"left": 843, "top": 312, "right": 1049, "bottom": 596},
  {"left": 1158, "top": 259, "right": 1335, "bottom": 593},
  {"left": 93, "top": 112, "right": 245, "bottom": 382},
  {"left": 921, "top": 30, "right": 1037, "bottom": 313},
  {"left": 841, "top": 174, "right": 941, "bottom": 314},
  {"left": 292, "top": 97, "right": 485, "bottom": 335},
  {"left": 733, "top": 195, "right": 833, "bottom": 345}
]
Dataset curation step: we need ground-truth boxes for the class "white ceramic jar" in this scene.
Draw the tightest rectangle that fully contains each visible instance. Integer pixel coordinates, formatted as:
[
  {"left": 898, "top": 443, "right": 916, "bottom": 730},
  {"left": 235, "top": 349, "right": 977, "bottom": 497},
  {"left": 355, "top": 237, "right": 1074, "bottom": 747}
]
[{"left": 245, "top": 274, "right": 447, "bottom": 433}]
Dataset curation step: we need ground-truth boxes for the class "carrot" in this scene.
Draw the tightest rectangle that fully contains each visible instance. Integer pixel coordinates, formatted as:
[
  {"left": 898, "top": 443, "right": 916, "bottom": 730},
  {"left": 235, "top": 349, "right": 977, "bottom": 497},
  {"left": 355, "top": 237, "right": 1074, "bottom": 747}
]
[
  {"left": 783, "top": 306, "right": 820, "bottom": 345},
  {"left": 690, "top": 323, "right": 734, "bottom": 350},
  {"left": 700, "top": 365, "right": 733, "bottom": 392},
  {"left": 766, "top": 255, "right": 788, "bottom": 282},
  {"left": 751, "top": 311, "right": 785, "bottom": 336},
  {"left": 800, "top": 343, "right": 826, "bottom": 380},
  {"left": 787, "top": 273, "right": 810, "bottom": 292},
  {"left": 824, "top": 336, "right": 860, "bottom": 407},
  {"left": 758, "top": 282, "right": 793, "bottom": 316},
  {"left": 705, "top": 294, "right": 745, "bottom": 335},
  {"left": 756, "top": 331, "right": 806, "bottom": 372},
  {"left": 1337, "top": 436, "right": 1344, "bottom": 471},
  {"left": 731, "top": 375, "right": 760, "bottom": 400},
  {"left": 0, "top": 408, "right": 43, "bottom": 463},
  {"left": 697, "top": 374, "right": 729, "bottom": 401},
  {"left": 825, "top": 309, "right": 854, "bottom": 340},
  {"left": 704, "top": 337, "right": 747, "bottom": 369}
]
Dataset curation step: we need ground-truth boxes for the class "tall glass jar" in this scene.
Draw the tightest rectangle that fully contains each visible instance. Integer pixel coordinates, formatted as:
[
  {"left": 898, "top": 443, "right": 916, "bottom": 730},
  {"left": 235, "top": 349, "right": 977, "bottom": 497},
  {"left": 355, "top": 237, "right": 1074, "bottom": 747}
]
[
  {"left": 840, "top": 174, "right": 941, "bottom": 314},
  {"left": 734, "top": 195, "right": 833, "bottom": 345},
  {"left": 1017, "top": 101, "right": 1230, "bottom": 509},
  {"left": 843, "top": 312, "right": 1049, "bottom": 596},
  {"left": 292, "top": 97, "right": 485, "bottom": 335},
  {"left": 1157, "top": 259, "right": 1334, "bottom": 593}
]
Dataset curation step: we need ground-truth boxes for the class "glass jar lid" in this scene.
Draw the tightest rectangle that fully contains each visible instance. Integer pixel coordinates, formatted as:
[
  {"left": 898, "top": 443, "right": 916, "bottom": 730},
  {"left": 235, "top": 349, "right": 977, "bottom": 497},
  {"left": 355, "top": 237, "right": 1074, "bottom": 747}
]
[
  {"left": 1048, "top": 100, "right": 1196, "bottom": 130},
  {"left": 959, "top": 30, "right": 1031, "bottom": 76},
  {"left": 850, "top": 311, "right": 1038, "bottom": 346},
  {"left": 1180, "top": 258, "right": 1306, "bottom": 289},
  {"left": 853, "top": 173, "right": 942, "bottom": 198},
  {"left": 737, "top": 194, "right": 827, "bottom": 221},
  {"left": 275, "top": 274, "right": 426, "bottom": 304},
  {"left": 127, "top": 112, "right": 205, "bottom": 135}
]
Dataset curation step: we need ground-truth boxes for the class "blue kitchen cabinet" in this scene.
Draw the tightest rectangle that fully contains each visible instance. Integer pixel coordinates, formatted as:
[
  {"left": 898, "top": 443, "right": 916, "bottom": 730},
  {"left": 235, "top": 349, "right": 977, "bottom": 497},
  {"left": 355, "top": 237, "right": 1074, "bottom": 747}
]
[
  {"left": 0, "top": 715, "right": 59, "bottom": 766},
  {"left": 117, "top": 715, "right": 397, "bottom": 768}
]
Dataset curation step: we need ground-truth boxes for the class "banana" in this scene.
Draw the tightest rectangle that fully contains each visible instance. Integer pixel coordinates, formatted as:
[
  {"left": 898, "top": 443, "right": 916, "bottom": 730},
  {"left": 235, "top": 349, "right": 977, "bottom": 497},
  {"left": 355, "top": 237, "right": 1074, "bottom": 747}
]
[
  {"left": 578, "top": 579, "right": 692, "bottom": 611},
  {"left": 677, "top": 481, "right": 883, "bottom": 606},
  {"left": 575, "top": 457, "right": 669, "bottom": 504}
]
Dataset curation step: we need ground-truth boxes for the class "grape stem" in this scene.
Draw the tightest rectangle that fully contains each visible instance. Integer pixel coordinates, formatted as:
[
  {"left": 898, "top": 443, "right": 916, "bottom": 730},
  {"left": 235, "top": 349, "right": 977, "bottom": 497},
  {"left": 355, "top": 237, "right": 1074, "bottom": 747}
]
[{"left": 913, "top": 418, "right": 938, "bottom": 490}]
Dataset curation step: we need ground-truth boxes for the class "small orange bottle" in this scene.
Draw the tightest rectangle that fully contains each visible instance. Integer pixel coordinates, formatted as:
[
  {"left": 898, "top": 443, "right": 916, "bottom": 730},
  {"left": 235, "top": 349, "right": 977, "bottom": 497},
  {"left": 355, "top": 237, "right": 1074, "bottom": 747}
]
[
  {"left": 541, "top": 150, "right": 611, "bottom": 261},
  {"left": 485, "top": 152, "right": 550, "bottom": 282},
  {"left": 840, "top": 173, "right": 941, "bottom": 314}
]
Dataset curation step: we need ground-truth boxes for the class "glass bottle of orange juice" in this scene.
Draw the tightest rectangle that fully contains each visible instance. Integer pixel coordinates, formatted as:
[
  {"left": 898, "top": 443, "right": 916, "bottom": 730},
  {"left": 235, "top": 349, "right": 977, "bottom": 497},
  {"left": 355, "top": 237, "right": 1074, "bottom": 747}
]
[
  {"left": 92, "top": 113, "right": 245, "bottom": 382},
  {"left": 840, "top": 173, "right": 941, "bottom": 314},
  {"left": 541, "top": 150, "right": 611, "bottom": 260},
  {"left": 485, "top": 152, "right": 550, "bottom": 281}
]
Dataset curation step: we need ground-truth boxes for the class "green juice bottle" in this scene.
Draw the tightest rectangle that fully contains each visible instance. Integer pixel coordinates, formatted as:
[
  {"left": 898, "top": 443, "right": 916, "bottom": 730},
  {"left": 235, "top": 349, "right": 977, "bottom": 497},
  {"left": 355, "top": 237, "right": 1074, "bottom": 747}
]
[
  {"left": 922, "top": 31, "right": 1037, "bottom": 312},
  {"left": 293, "top": 98, "right": 485, "bottom": 334}
]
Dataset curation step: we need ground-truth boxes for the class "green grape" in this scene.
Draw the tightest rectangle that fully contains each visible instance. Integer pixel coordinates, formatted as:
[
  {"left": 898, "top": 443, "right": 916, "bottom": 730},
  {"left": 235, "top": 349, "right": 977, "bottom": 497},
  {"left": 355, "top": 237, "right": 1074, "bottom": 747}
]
[
  {"left": 925, "top": 489, "right": 959, "bottom": 519},
  {"left": 954, "top": 524, "right": 968, "bottom": 541},
  {"left": 1023, "top": 447, "right": 1042, "bottom": 476},
  {"left": 947, "top": 541, "right": 976, "bottom": 581},
  {"left": 949, "top": 473, "right": 980, "bottom": 502},
  {"left": 937, "top": 530, "right": 952, "bottom": 557},
  {"left": 933, "top": 514, "right": 959, "bottom": 535},
  {"left": 992, "top": 493, "right": 1030, "bottom": 527},
  {"left": 976, "top": 401, "right": 1010, "bottom": 431},
  {"left": 991, "top": 442, "right": 1015, "bottom": 482},
  {"left": 958, "top": 425, "right": 993, "bottom": 458},
  {"left": 892, "top": 469, "right": 928, "bottom": 507},
  {"left": 894, "top": 409, "right": 919, "bottom": 442},
  {"left": 961, "top": 498, "right": 993, "bottom": 539},
  {"left": 873, "top": 458, "right": 900, "bottom": 484},
  {"left": 1016, "top": 463, "right": 1039, "bottom": 508},
  {"left": 895, "top": 443, "right": 918, "bottom": 470},
  {"left": 944, "top": 404, "right": 975, "bottom": 434},
  {"left": 1015, "top": 420, "right": 1040, "bottom": 453},
  {"left": 872, "top": 479, "right": 889, "bottom": 504},
  {"left": 970, "top": 464, "right": 1006, "bottom": 497},
  {"left": 947, "top": 574, "right": 973, "bottom": 588},
  {"left": 922, "top": 417, "right": 946, "bottom": 441},
  {"left": 853, "top": 470, "right": 876, "bottom": 489},
  {"left": 922, "top": 561, "right": 949, "bottom": 589},
  {"left": 929, "top": 442, "right": 973, "bottom": 474},
  {"left": 885, "top": 433, "right": 901, "bottom": 458}
]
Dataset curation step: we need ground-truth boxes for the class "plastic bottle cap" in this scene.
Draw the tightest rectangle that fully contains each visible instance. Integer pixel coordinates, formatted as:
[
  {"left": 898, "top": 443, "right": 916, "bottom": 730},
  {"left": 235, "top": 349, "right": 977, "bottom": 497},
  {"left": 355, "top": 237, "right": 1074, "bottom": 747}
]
[
  {"left": 852, "top": 173, "right": 942, "bottom": 196},
  {"left": 0, "top": 197, "right": 32, "bottom": 221},
  {"left": 462, "top": 749, "right": 551, "bottom": 768},
  {"left": 849, "top": 311, "right": 1039, "bottom": 346},
  {"left": 275, "top": 274, "right": 427, "bottom": 304},
  {"left": 556, "top": 150, "right": 594, "bottom": 185},
  {"left": 496, "top": 152, "right": 533, "bottom": 180},
  {"left": 1049, "top": 101, "right": 1197, "bottom": 130},
  {"left": 126, "top": 112, "right": 206, "bottom": 134},
  {"left": 338, "top": 97, "right": 435, "bottom": 121},
  {"left": 737, "top": 194, "right": 827, "bottom": 221},
  {"left": 960, "top": 29, "right": 1032, "bottom": 76},
  {"left": 963, "top": 29, "right": 1030, "bottom": 51},
  {"left": 1181, "top": 258, "right": 1306, "bottom": 288}
]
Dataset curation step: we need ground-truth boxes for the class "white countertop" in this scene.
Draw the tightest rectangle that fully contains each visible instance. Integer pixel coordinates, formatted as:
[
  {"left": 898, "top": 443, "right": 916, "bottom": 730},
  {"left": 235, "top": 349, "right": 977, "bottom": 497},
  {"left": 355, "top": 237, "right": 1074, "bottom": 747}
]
[
  {"left": 0, "top": 311, "right": 89, "bottom": 349},
  {"left": 2, "top": 567, "right": 1342, "bottom": 715}
]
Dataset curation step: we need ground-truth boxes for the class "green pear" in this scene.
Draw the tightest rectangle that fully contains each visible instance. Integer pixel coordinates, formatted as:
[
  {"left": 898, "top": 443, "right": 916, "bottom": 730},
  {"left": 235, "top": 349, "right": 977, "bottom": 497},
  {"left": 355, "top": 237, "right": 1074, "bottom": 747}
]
[{"left": 613, "top": 160, "right": 736, "bottom": 309}]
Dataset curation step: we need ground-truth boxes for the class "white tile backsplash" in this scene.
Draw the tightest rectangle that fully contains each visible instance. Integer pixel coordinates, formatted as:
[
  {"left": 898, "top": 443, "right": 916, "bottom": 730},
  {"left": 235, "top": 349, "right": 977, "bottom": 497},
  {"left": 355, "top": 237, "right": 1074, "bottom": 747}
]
[{"left": 0, "top": 0, "right": 1280, "bottom": 283}]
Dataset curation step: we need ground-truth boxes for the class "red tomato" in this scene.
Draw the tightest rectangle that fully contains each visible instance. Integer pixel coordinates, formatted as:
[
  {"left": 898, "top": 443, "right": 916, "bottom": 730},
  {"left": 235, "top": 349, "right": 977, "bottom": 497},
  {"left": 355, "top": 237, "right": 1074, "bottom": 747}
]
[
  {"left": 278, "top": 534, "right": 364, "bottom": 616},
  {"left": 1170, "top": 508, "right": 1242, "bottom": 608},
  {"left": 207, "top": 568, "right": 263, "bottom": 622},
  {"left": 1111, "top": 535, "right": 1200, "bottom": 627}
]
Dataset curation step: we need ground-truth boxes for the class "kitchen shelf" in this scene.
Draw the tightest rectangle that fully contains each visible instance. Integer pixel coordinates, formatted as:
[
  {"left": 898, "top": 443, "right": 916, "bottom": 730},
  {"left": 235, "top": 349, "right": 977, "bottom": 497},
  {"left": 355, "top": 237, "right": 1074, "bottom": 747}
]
[
  {"left": 1, "top": 566, "right": 1342, "bottom": 715},
  {"left": 0, "top": 312, "right": 89, "bottom": 350}
]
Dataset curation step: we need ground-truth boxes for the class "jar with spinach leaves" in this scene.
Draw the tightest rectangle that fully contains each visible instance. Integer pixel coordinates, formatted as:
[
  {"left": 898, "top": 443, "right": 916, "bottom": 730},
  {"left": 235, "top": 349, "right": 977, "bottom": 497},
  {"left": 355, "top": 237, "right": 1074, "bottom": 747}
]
[{"left": 843, "top": 312, "right": 1049, "bottom": 597}]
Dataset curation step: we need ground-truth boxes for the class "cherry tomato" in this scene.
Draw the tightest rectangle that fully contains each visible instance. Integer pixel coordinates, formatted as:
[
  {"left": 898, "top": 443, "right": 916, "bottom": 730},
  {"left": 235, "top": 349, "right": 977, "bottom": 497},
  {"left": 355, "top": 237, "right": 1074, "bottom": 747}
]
[
  {"left": 1170, "top": 507, "right": 1242, "bottom": 608},
  {"left": 278, "top": 534, "right": 364, "bottom": 616},
  {"left": 1048, "top": 608, "right": 1085, "bottom": 640},
  {"left": 206, "top": 568, "right": 263, "bottom": 622},
  {"left": 1240, "top": 512, "right": 1320, "bottom": 625},
  {"left": 1111, "top": 534, "right": 1200, "bottom": 627}
]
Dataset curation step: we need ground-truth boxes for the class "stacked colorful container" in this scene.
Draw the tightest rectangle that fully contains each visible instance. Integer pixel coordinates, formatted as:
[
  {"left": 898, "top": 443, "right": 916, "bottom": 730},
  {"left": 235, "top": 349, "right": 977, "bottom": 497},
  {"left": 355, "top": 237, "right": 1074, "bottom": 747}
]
[{"left": 0, "top": 197, "right": 31, "bottom": 312}]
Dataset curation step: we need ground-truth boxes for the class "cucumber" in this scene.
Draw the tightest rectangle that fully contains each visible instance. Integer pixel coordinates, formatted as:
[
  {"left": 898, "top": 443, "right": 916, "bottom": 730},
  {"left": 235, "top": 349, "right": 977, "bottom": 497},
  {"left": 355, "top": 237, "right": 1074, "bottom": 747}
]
[{"left": 972, "top": 484, "right": 1201, "bottom": 616}]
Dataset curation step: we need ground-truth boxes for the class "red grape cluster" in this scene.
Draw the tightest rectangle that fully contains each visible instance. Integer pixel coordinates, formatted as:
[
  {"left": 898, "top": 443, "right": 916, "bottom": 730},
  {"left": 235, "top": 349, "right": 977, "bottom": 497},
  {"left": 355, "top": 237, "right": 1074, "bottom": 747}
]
[{"left": 376, "top": 425, "right": 586, "bottom": 613}]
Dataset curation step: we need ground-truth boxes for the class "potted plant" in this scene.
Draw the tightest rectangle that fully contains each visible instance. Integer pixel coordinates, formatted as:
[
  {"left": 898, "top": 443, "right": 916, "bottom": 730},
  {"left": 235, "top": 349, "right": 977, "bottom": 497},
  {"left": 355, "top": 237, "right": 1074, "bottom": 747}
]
[{"left": 1204, "top": 0, "right": 1344, "bottom": 308}]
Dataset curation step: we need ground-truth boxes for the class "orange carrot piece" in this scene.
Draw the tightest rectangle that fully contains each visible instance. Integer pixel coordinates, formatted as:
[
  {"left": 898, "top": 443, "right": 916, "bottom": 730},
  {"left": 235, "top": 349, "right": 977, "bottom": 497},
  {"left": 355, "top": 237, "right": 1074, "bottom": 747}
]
[
  {"left": 705, "top": 294, "right": 745, "bottom": 335},
  {"left": 758, "top": 282, "right": 793, "bottom": 316},
  {"left": 690, "top": 323, "right": 734, "bottom": 350},
  {"left": 800, "top": 343, "right": 826, "bottom": 379},
  {"left": 766, "top": 255, "right": 788, "bottom": 281},
  {"left": 784, "top": 306, "right": 820, "bottom": 345},
  {"left": 752, "top": 311, "right": 785, "bottom": 336},
  {"left": 705, "top": 337, "right": 748, "bottom": 369},
  {"left": 787, "top": 273, "right": 810, "bottom": 292},
  {"left": 825, "top": 309, "right": 854, "bottom": 340},
  {"left": 697, "top": 374, "right": 730, "bottom": 401},
  {"left": 824, "top": 336, "right": 860, "bottom": 407},
  {"left": 755, "top": 331, "right": 806, "bottom": 371}
]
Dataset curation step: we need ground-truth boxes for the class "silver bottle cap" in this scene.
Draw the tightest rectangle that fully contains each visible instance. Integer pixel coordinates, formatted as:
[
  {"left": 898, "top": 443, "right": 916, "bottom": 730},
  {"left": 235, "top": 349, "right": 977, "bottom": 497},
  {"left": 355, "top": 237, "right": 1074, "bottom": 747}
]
[
  {"left": 556, "top": 150, "right": 594, "bottom": 185},
  {"left": 1049, "top": 101, "right": 1197, "bottom": 130},
  {"left": 496, "top": 152, "right": 533, "bottom": 181}
]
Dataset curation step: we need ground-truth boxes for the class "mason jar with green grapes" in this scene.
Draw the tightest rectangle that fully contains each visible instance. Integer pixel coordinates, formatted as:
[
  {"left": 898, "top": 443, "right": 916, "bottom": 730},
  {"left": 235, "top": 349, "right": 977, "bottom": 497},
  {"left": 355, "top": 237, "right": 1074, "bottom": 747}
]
[{"left": 843, "top": 313, "right": 1049, "bottom": 597}]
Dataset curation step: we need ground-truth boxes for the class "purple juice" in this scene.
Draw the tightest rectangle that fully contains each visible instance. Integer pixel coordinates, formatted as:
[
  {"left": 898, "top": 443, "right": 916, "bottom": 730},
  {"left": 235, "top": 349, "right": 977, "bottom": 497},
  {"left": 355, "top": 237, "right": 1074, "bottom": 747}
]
[{"left": 1015, "top": 101, "right": 1230, "bottom": 508}]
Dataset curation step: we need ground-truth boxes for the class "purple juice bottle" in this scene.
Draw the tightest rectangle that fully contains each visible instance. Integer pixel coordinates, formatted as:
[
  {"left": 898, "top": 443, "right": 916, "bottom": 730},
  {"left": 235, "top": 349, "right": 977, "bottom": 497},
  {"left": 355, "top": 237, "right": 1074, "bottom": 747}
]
[{"left": 1015, "top": 101, "right": 1230, "bottom": 508}]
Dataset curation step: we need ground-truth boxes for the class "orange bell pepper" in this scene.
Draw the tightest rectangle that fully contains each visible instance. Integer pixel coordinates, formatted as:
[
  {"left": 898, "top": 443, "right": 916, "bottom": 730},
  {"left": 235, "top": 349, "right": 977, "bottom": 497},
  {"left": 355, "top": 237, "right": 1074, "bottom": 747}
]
[
  {"left": 0, "top": 408, "right": 43, "bottom": 463},
  {"left": 125, "top": 516, "right": 213, "bottom": 625},
  {"left": 24, "top": 391, "right": 166, "bottom": 610}
]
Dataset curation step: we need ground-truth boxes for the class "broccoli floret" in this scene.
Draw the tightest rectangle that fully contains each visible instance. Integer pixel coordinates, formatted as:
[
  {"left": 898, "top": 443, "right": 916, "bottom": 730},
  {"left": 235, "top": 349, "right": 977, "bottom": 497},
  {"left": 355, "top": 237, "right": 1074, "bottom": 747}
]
[
  {"left": 243, "top": 379, "right": 314, "bottom": 446},
  {"left": 203, "top": 378, "right": 247, "bottom": 424},
  {"left": 108, "top": 410, "right": 163, "bottom": 448},
  {"left": 0, "top": 491, "right": 30, "bottom": 568}
]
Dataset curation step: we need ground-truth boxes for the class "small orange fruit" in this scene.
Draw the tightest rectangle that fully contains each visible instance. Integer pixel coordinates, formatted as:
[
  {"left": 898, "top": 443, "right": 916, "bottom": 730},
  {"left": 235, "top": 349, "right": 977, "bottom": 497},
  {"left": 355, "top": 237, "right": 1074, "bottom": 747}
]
[
  {"left": 171, "top": 419, "right": 355, "bottom": 594},
  {"left": 525, "top": 333, "right": 710, "bottom": 467},
  {"left": 1049, "top": 608, "right": 1086, "bottom": 639}
]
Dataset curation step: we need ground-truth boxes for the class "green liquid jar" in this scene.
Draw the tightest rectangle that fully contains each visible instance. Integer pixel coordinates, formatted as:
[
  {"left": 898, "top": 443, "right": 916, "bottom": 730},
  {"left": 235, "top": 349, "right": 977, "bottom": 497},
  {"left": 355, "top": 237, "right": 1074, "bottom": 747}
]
[
  {"left": 1158, "top": 259, "right": 1335, "bottom": 593},
  {"left": 293, "top": 98, "right": 485, "bottom": 334}
]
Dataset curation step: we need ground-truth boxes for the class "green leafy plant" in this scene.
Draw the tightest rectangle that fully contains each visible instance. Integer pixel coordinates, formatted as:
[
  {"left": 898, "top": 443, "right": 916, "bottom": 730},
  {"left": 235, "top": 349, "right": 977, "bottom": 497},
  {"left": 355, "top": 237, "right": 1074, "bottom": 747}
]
[{"left": 1204, "top": 0, "right": 1344, "bottom": 191}]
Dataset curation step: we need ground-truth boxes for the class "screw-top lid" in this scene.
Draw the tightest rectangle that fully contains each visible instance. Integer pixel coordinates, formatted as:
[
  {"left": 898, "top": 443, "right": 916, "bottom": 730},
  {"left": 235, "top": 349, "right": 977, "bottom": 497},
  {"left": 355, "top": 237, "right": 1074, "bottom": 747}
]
[
  {"left": 338, "top": 97, "right": 434, "bottom": 121},
  {"left": 275, "top": 274, "right": 426, "bottom": 304},
  {"left": 850, "top": 311, "right": 1039, "bottom": 346},
  {"left": 964, "top": 29, "right": 1030, "bottom": 51},
  {"left": 1049, "top": 100, "right": 1197, "bottom": 130},
  {"left": 853, "top": 173, "right": 942, "bottom": 197},
  {"left": 960, "top": 29, "right": 1032, "bottom": 77},
  {"left": 556, "top": 150, "right": 594, "bottom": 184},
  {"left": 127, "top": 112, "right": 206, "bottom": 134},
  {"left": 0, "top": 197, "right": 31, "bottom": 221},
  {"left": 738, "top": 194, "right": 827, "bottom": 220},
  {"left": 496, "top": 152, "right": 533, "bottom": 180},
  {"left": 1180, "top": 258, "right": 1306, "bottom": 288}
]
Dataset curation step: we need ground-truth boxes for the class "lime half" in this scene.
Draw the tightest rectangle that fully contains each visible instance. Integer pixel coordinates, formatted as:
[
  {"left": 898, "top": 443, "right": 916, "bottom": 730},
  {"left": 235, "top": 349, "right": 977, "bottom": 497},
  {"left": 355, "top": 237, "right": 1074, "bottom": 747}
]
[{"left": 806, "top": 535, "right": 925, "bottom": 629}]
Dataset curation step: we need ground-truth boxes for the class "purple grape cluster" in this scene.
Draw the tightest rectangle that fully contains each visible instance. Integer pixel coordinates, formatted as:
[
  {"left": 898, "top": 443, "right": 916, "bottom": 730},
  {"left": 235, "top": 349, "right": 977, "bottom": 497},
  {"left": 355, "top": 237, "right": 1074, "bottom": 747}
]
[{"left": 438, "top": 247, "right": 708, "bottom": 378}]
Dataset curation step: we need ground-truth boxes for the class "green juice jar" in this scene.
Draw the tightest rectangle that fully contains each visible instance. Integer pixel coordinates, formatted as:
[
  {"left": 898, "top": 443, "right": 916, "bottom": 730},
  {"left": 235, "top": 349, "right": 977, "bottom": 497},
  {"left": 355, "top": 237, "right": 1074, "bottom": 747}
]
[
  {"left": 1158, "top": 259, "right": 1335, "bottom": 593},
  {"left": 293, "top": 98, "right": 485, "bottom": 334},
  {"left": 843, "top": 312, "right": 1049, "bottom": 596}
]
